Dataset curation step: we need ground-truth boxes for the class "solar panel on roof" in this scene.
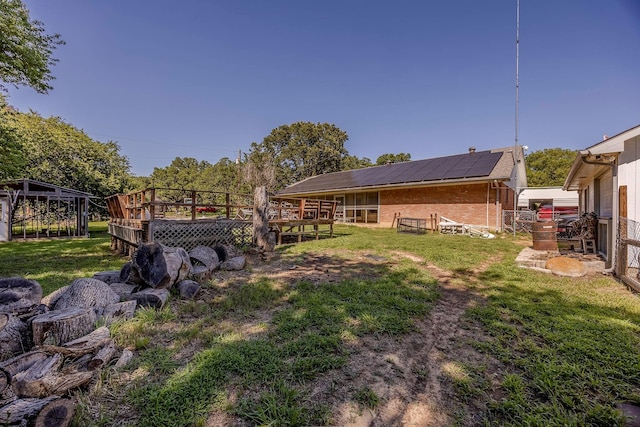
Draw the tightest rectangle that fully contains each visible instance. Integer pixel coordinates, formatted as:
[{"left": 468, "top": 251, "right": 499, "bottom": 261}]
[{"left": 278, "top": 150, "right": 505, "bottom": 195}]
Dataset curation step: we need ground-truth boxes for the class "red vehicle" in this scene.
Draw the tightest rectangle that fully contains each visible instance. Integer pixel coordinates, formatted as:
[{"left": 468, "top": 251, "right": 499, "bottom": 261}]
[
  {"left": 196, "top": 206, "right": 217, "bottom": 214},
  {"left": 536, "top": 204, "right": 578, "bottom": 220}
]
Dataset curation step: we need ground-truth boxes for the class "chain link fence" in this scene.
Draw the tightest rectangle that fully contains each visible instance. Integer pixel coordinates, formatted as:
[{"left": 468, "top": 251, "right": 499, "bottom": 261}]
[
  {"left": 616, "top": 216, "right": 640, "bottom": 289},
  {"left": 502, "top": 210, "right": 535, "bottom": 233}
]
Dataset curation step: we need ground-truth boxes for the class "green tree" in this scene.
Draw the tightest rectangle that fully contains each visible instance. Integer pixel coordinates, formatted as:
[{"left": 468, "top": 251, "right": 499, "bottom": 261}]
[
  {"left": 525, "top": 148, "right": 578, "bottom": 187},
  {"left": 8, "top": 110, "right": 130, "bottom": 206},
  {"left": 376, "top": 152, "right": 411, "bottom": 165},
  {"left": 247, "top": 122, "right": 349, "bottom": 191},
  {"left": 0, "top": 94, "right": 25, "bottom": 180},
  {"left": 149, "top": 157, "right": 215, "bottom": 202},
  {"left": 341, "top": 154, "right": 372, "bottom": 170},
  {"left": 0, "top": 0, "right": 64, "bottom": 93}
]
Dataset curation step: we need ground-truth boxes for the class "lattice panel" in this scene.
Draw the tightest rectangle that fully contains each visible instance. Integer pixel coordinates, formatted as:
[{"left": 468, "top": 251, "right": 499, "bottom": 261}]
[{"left": 151, "top": 220, "right": 252, "bottom": 251}]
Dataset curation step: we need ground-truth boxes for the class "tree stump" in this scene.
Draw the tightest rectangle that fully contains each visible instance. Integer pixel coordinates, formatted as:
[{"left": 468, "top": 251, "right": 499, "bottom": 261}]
[
  {"left": 0, "top": 313, "right": 29, "bottom": 361},
  {"left": 253, "top": 186, "right": 275, "bottom": 252},
  {"left": 132, "top": 243, "right": 192, "bottom": 288},
  {"left": 31, "top": 307, "right": 97, "bottom": 346}
]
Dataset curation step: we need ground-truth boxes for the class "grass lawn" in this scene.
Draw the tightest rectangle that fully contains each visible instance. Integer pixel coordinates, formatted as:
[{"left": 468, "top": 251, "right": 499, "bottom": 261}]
[{"left": 1, "top": 224, "right": 639, "bottom": 426}]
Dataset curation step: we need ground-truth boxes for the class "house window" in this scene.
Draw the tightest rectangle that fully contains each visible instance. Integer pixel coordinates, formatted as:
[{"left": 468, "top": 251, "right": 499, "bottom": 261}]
[
  {"left": 342, "top": 191, "right": 379, "bottom": 224},
  {"left": 595, "top": 171, "right": 613, "bottom": 218}
]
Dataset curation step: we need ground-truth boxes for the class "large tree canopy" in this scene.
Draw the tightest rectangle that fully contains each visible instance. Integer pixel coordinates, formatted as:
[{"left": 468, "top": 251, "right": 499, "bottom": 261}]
[
  {"left": 8, "top": 110, "right": 131, "bottom": 202},
  {"left": 0, "top": 0, "right": 64, "bottom": 93},
  {"left": 247, "top": 122, "right": 349, "bottom": 191},
  {"left": 525, "top": 148, "right": 578, "bottom": 187},
  {"left": 0, "top": 95, "right": 25, "bottom": 180}
]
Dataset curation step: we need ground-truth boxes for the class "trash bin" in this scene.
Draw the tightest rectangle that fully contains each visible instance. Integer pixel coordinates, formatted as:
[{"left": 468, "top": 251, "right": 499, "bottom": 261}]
[{"left": 532, "top": 220, "right": 557, "bottom": 251}]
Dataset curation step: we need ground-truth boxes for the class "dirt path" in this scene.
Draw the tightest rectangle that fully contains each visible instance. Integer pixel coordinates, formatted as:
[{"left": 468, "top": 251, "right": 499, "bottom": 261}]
[{"left": 314, "top": 252, "right": 499, "bottom": 426}]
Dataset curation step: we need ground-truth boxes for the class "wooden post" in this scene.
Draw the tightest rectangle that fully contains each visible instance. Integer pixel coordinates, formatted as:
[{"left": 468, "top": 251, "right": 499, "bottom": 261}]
[
  {"left": 225, "top": 193, "right": 231, "bottom": 219},
  {"left": 149, "top": 188, "right": 156, "bottom": 220},
  {"left": 618, "top": 186, "right": 628, "bottom": 277},
  {"left": 253, "top": 187, "right": 274, "bottom": 251},
  {"left": 191, "top": 191, "right": 197, "bottom": 220}
]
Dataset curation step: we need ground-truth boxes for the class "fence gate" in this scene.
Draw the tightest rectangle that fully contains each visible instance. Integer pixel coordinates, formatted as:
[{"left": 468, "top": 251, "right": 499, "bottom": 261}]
[
  {"left": 616, "top": 216, "right": 640, "bottom": 291},
  {"left": 502, "top": 210, "right": 535, "bottom": 233}
]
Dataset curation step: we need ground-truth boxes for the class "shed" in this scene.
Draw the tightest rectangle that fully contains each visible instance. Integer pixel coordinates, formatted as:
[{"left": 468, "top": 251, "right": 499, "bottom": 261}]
[{"left": 0, "top": 179, "right": 91, "bottom": 241}]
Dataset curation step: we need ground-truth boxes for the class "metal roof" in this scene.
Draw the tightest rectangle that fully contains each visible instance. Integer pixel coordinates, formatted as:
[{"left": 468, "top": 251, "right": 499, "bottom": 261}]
[
  {"left": 0, "top": 179, "right": 93, "bottom": 198},
  {"left": 278, "top": 148, "right": 515, "bottom": 196}
]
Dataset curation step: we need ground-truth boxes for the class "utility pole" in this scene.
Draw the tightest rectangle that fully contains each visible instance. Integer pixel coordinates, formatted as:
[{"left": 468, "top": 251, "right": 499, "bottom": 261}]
[{"left": 513, "top": 0, "right": 520, "bottom": 237}]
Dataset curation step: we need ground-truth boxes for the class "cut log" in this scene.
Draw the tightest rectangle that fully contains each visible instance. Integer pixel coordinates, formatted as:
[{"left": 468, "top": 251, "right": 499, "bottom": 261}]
[
  {"left": 120, "top": 261, "right": 144, "bottom": 285},
  {"left": 88, "top": 341, "right": 117, "bottom": 370},
  {"left": 0, "top": 383, "right": 17, "bottom": 407},
  {"left": 31, "top": 307, "right": 97, "bottom": 346},
  {"left": 0, "top": 313, "right": 28, "bottom": 361},
  {"left": 132, "top": 243, "right": 192, "bottom": 288},
  {"left": 38, "top": 326, "right": 110, "bottom": 357},
  {"left": 52, "top": 278, "right": 120, "bottom": 315},
  {"left": 0, "top": 351, "right": 48, "bottom": 377},
  {"left": 100, "top": 300, "right": 137, "bottom": 325},
  {"left": 0, "top": 366, "right": 8, "bottom": 394},
  {"left": 34, "top": 397, "right": 75, "bottom": 427},
  {"left": 13, "top": 352, "right": 93, "bottom": 398},
  {"left": 188, "top": 246, "right": 219, "bottom": 269},
  {"left": 0, "top": 396, "right": 59, "bottom": 425},
  {"left": 108, "top": 282, "right": 137, "bottom": 299},
  {"left": 92, "top": 270, "right": 121, "bottom": 284},
  {"left": 125, "top": 288, "right": 170, "bottom": 309},
  {"left": 0, "top": 277, "right": 42, "bottom": 314},
  {"left": 220, "top": 256, "right": 246, "bottom": 271},
  {"left": 40, "top": 286, "right": 69, "bottom": 309},
  {"left": 175, "top": 280, "right": 201, "bottom": 299},
  {"left": 113, "top": 348, "right": 133, "bottom": 369}
]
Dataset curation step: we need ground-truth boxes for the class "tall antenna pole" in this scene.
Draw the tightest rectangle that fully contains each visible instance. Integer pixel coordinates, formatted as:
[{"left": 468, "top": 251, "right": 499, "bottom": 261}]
[{"left": 513, "top": 0, "right": 520, "bottom": 237}]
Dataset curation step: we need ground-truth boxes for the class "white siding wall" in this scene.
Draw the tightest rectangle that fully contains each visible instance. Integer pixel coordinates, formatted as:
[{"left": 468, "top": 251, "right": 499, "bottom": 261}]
[{"left": 619, "top": 137, "right": 639, "bottom": 222}]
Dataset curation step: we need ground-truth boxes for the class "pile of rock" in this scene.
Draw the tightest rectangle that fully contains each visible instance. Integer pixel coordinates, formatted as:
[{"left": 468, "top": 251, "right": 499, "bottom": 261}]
[{"left": 0, "top": 242, "right": 245, "bottom": 426}]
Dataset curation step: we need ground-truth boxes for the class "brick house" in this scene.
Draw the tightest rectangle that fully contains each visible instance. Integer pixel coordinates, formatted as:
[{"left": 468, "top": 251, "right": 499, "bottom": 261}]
[{"left": 277, "top": 146, "right": 527, "bottom": 232}]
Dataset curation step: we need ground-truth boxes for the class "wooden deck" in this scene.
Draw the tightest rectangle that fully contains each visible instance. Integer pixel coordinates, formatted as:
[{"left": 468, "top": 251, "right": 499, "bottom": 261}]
[{"left": 105, "top": 188, "right": 337, "bottom": 252}]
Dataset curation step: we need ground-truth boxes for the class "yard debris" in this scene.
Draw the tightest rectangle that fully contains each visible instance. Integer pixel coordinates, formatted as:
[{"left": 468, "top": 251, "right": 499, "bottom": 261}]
[{"left": 0, "top": 241, "right": 248, "bottom": 423}]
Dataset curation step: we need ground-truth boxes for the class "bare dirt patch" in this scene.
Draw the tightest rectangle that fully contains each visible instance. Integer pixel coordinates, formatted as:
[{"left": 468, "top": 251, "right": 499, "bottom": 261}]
[{"left": 210, "top": 249, "right": 502, "bottom": 426}]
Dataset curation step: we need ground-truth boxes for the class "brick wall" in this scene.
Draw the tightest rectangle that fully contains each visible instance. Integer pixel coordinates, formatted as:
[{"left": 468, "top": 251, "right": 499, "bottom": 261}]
[{"left": 380, "top": 183, "right": 508, "bottom": 230}]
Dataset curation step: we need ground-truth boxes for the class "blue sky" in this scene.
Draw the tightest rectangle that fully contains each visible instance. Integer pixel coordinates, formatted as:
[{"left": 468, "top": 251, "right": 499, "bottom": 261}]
[{"left": 6, "top": 1, "right": 640, "bottom": 176}]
